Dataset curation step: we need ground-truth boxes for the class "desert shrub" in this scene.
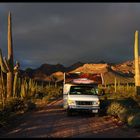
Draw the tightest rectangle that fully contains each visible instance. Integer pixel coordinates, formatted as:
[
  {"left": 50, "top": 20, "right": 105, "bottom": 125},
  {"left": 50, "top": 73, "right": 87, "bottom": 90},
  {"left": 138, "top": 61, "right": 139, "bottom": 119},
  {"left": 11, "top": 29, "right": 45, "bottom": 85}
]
[
  {"left": 0, "top": 98, "right": 36, "bottom": 128},
  {"left": 101, "top": 95, "right": 139, "bottom": 106},
  {"left": 127, "top": 113, "right": 140, "bottom": 128},
  {"left": 105, "top": 97, "right": 140, "bottom": 127},
  {"left": 32, "top": 85, "right": 62, "bottom": 100},
  {"left": 105, "top": 86, "right": 114, "bottom": 94},
  {"left": 118, "top": 109, "right": 129, "bottom": 123},
  {"left": 105, "top": 84, "right": 135, "bottom": 95},
  {"left": 45, "top": 86, "right": 62, "bottom": 99},
  {"left": 42, "top": 96, "right": 51, "bottom": 103},
  {"left": 23, "top": 100, "right": 36, "bottom": 111},
  {"left": 116, "top": 98, "right": 139, "bottom": 109},
  {"left": 2, "top": 97, "right": 36, "bottom": 113},
  {"left": 118, "top": 108, "right": 140, "bottom": 123},
  {"left": 123, "top": 108, "right": 140, "bottom": 121},
  {"left": 34, "top": 86, "right": 63, "bottom": 103},
  {"left": 106, "top": 98, "right": 139, "bottom": 116},
  {"left": 133, "top": 95, "right": 140, "bottom": 107},
  {"left": 34, "top": 92, "right": 44, "bottom": 99},
  {"left": 3, "top": 97, "right": 25, "bottom": 112},
  {"left": 97, "top": 86, "right": 105, "bottom": 95},
  {"left": 107, "top": 101, "right": 127, "bottom": 117},
  {"left": 110, "top": 102, "right": 140, "bottom": 123}
]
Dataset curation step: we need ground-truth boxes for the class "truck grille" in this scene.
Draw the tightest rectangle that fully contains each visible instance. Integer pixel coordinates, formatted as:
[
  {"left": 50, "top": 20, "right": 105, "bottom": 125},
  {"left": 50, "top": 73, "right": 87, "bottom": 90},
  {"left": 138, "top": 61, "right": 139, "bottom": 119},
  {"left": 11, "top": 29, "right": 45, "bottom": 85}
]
[{"left": 76, "top": 101, "right": 92, "bottom": 105}]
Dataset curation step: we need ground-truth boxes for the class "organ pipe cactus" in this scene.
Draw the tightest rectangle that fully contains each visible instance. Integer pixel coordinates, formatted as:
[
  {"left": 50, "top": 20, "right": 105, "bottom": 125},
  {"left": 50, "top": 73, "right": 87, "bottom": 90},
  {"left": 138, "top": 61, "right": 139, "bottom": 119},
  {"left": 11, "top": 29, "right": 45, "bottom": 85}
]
[{"left": 134, "top": 30, "right": 140, "bottom": 95}]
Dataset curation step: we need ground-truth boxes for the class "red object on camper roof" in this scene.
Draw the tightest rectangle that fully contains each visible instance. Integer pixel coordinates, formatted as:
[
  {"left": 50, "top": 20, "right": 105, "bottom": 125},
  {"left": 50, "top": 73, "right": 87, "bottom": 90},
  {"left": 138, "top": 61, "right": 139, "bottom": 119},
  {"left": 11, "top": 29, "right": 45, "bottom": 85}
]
[{"left": 65, "top": 73, "right": 102, "bottom": 84}]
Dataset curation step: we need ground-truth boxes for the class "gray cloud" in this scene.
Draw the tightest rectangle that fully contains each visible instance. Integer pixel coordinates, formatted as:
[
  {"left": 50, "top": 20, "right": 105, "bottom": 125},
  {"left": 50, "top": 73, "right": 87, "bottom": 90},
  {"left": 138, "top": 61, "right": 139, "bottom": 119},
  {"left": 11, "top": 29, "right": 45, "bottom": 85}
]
[{"left": 0, "top": 3, "right": 139, "bottom": 69}]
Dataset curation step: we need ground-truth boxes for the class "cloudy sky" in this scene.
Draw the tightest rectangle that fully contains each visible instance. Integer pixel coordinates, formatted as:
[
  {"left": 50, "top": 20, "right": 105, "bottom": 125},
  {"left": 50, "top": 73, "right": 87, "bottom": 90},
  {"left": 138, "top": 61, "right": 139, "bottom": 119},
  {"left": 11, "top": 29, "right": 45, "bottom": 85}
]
[{"left": 0, "top": 3, "right": 139, "bottom": 69}]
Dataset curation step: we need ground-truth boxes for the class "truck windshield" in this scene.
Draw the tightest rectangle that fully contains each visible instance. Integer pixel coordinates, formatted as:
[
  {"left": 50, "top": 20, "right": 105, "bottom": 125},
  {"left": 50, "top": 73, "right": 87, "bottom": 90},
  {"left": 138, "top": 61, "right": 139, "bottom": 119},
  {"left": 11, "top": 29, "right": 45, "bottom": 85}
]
[{"left": 69, "top": 86, "right": 98, "bottom": 95}]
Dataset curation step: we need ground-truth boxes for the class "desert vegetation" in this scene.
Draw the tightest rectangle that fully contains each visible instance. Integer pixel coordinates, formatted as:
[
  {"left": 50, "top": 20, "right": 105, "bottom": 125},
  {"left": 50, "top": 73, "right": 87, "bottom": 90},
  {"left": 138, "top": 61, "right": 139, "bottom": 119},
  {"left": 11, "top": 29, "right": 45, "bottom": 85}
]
[{"left": 98, "top": 80, "right": 140, "bottom": 128}]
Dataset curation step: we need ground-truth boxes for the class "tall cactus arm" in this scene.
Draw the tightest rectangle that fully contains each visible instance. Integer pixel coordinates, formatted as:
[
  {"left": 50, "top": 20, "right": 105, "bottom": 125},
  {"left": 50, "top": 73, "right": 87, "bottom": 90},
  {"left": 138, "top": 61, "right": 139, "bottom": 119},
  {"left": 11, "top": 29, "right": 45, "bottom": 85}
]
[
  {"left": 8, "top": 12, "right": 13, "bottom": 70},
  {"left": 0, "top": 49, "right": 8, "bottom": 73}
]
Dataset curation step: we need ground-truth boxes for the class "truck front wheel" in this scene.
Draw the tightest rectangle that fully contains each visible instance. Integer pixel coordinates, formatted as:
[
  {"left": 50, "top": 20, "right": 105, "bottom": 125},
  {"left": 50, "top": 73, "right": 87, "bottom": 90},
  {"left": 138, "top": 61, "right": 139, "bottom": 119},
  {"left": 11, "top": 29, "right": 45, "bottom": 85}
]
[{"left": 66, "top": 108, "right": 73, "bottom": 116}]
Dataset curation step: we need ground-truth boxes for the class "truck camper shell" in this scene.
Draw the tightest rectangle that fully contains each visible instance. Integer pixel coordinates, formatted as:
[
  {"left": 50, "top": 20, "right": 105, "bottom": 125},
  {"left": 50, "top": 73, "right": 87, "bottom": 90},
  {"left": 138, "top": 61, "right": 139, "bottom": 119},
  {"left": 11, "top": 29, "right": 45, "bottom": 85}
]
[{"left": 64, "top": 72, "right": 103, "bottom": 85}]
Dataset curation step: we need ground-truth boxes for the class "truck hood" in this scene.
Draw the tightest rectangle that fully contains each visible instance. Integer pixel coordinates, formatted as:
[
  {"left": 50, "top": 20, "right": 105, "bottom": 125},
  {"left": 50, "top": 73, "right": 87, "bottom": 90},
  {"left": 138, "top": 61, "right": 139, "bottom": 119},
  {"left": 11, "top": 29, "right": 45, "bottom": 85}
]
[{"left": 68, "top": 95, "right": 99, "bottom": 101}]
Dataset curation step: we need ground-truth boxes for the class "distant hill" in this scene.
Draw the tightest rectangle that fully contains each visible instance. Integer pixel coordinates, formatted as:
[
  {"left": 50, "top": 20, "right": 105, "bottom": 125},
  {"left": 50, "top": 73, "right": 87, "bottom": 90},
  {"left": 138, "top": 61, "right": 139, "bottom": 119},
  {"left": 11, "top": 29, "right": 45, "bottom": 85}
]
[
  {"left": 21, "top": 60, "right": 135, "bottom": 84},
  {"left": 70, "top": 63, "right": 110, "bottom": 73},
  {"left": 111, "top": 60, "right": 134, "bottom": 77},
  {"left": 66, "top": 61, "right": 84, "bottom": 72},
  {"left": 69, "top": 63, "right": 134, "bottom": 84}
]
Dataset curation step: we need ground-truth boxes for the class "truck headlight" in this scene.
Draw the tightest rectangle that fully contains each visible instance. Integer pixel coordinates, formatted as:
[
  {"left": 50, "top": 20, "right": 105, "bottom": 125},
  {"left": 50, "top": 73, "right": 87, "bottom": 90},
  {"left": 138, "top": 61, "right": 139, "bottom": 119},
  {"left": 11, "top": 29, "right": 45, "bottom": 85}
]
[
  {"left": 68, "top": 99, "right": 75, "bottom": 105},
  {"left": 93, "top": 100, "right": 100, "bottom": 105}
]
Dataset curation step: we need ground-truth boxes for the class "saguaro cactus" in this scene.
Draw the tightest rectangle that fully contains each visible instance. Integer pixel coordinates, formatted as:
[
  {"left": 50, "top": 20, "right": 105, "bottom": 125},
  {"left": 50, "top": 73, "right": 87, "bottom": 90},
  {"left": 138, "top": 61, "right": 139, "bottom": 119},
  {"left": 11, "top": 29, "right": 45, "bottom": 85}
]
[
  {"left": 134, "top": 30, "right": 140, "bottom": 95},
  {"left": 0, "top": 12, "right": 14, "bottom": 98},
  {"left": 7, "top": 12, "right": 14, "bottom": 98}
]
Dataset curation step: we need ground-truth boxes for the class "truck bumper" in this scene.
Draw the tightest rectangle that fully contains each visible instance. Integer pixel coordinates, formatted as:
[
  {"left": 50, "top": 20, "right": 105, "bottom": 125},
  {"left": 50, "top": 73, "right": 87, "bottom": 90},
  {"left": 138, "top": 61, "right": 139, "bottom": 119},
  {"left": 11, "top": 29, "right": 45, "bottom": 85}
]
[{"left": 68, "top": 105, "right": 100, "bottom": 112}]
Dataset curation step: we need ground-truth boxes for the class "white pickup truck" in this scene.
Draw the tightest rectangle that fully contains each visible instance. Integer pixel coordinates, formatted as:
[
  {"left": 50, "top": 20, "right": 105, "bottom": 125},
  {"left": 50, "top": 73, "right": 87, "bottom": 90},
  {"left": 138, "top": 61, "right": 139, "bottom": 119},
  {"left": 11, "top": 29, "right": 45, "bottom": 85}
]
[{"left": 63, "top": 72, "right": 103, "bottom": 116}]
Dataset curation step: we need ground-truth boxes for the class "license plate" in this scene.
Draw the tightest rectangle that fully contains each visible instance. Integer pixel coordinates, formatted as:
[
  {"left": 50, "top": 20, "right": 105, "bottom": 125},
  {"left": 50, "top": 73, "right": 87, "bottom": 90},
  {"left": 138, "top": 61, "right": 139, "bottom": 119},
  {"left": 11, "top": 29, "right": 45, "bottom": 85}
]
[{"left": 92, "top": 110, "right": 98, "bottom": 113}]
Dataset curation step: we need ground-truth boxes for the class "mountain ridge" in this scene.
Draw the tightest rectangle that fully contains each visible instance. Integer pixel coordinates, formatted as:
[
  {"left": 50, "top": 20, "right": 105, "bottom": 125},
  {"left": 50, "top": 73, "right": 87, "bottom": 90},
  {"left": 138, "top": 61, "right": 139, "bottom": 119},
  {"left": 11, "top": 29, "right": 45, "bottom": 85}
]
[{"left": 20, "top": 59, "right": 135, "bottom": 84}]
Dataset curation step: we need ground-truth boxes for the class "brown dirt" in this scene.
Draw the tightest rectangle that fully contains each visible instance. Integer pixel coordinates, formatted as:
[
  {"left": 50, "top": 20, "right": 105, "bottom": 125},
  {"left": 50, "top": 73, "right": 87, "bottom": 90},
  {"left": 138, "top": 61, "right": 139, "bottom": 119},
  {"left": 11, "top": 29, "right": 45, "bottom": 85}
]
[{"left": 0, "top": 98, "right": 140, "bottom": 138}]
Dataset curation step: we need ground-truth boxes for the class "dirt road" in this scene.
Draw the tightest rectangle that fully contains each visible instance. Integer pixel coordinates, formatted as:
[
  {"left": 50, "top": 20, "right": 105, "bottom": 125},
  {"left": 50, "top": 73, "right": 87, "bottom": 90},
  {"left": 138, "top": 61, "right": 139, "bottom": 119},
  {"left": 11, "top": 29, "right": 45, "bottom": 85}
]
[{"left": 0, "top": 99, "right": 140, "bottom": 138}]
